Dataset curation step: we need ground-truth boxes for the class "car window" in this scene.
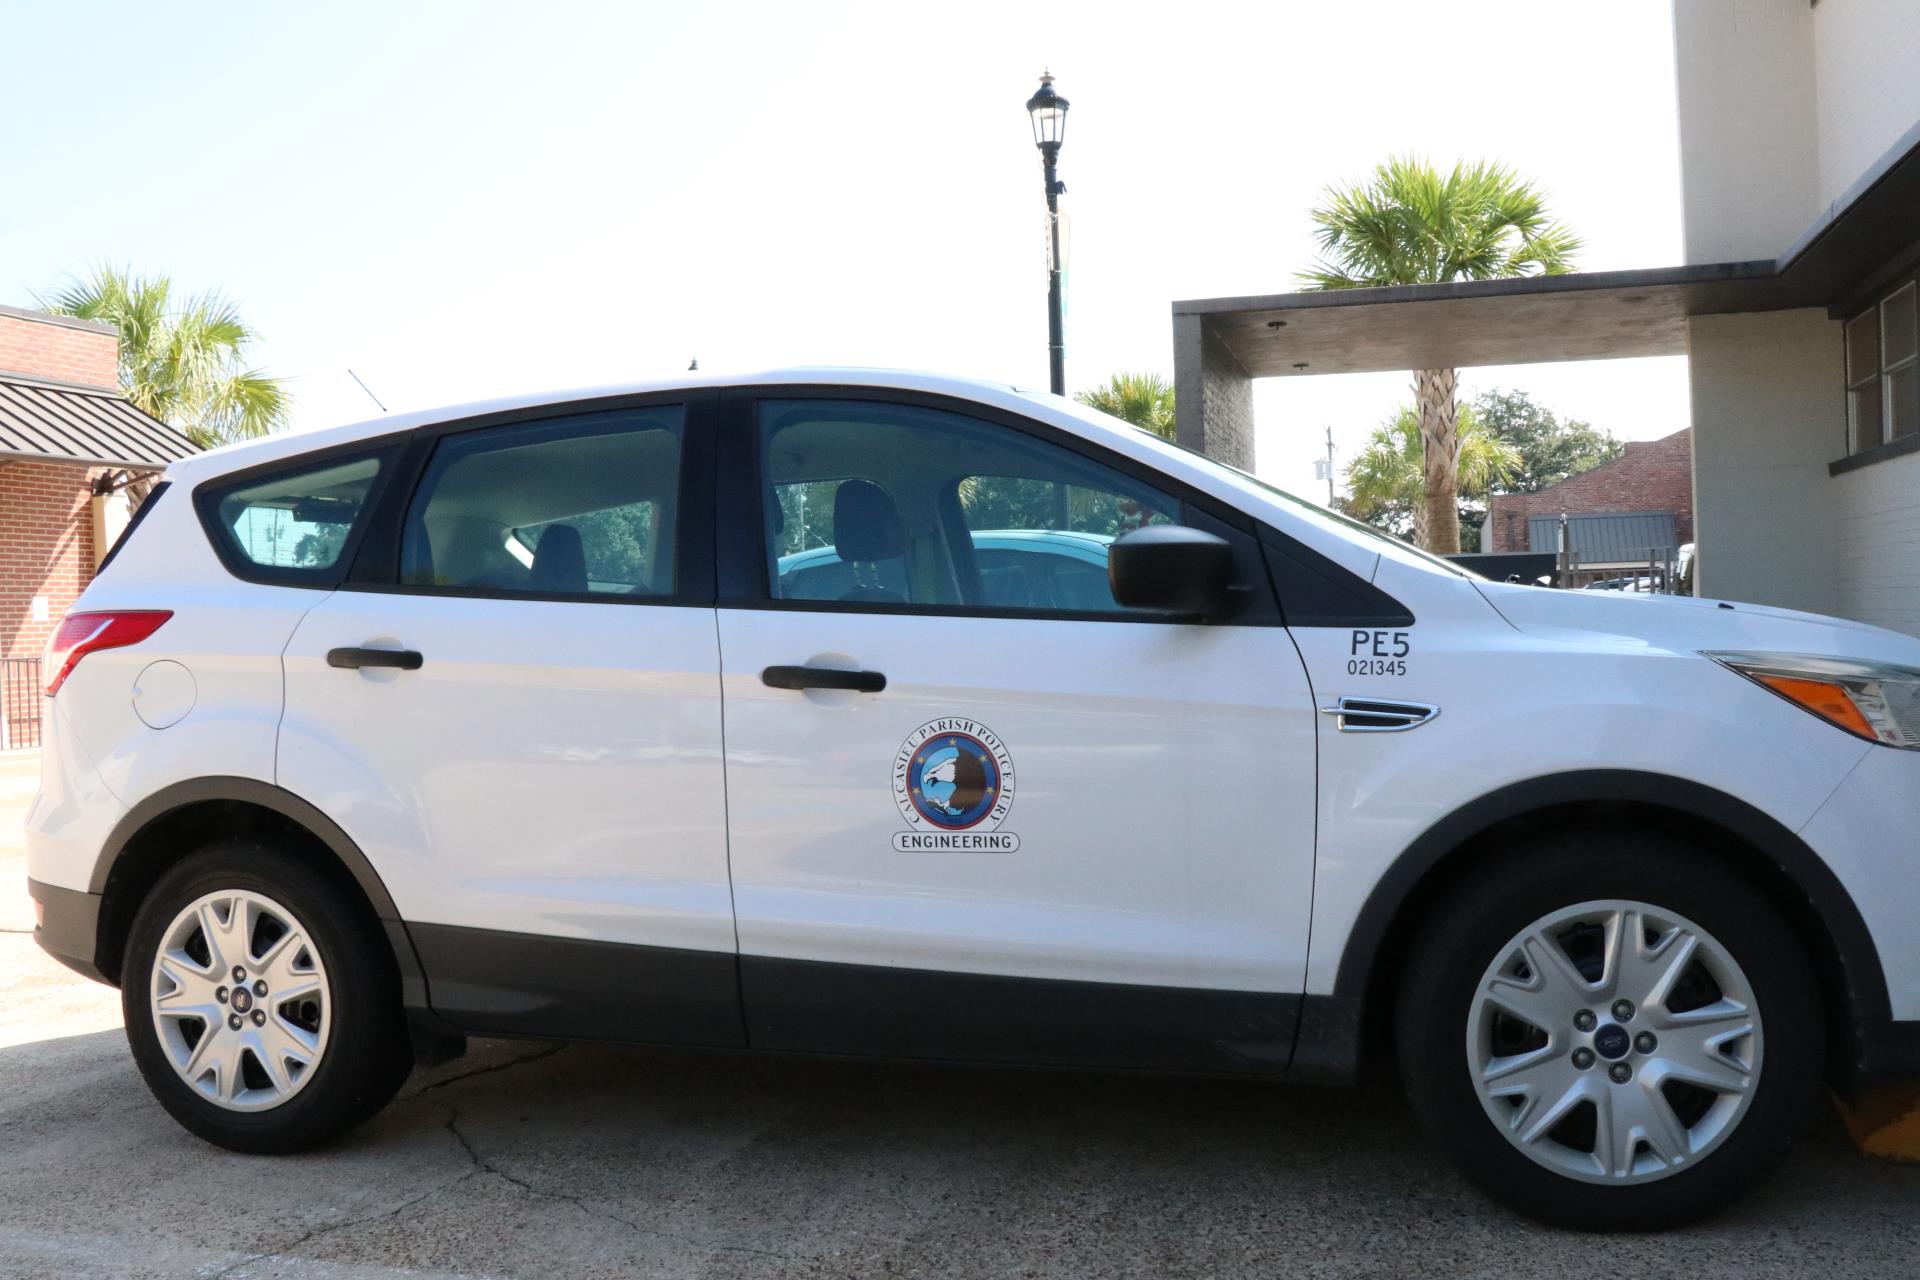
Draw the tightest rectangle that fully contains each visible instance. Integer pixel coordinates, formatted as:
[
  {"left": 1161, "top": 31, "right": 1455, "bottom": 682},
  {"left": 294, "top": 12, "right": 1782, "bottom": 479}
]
[
  {"left": 974, "top": 544, "right": 1117, "bottom": 610},
  {"left": 757, "top": 399, "right": 1181, "bottom": 614},
  {"left": 207, "top": 453, "right": 386, "bottom": 575},
  {"left": 401, "top": 407, "right": 683, "bottom": 598}
]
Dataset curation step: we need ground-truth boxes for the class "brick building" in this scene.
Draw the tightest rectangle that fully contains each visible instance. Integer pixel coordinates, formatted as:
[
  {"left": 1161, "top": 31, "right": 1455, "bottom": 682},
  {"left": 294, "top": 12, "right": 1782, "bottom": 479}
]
[
  {"left": 1485, "top": 428, "right": 1694, "bottom": 557},
  {"left": 1, "top": 304, "right": 196, "bottom": 747}
]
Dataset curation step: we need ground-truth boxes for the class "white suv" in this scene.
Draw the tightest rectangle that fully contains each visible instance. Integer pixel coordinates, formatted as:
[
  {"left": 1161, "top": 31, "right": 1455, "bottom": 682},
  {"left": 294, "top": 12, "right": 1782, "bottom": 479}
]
[{"left": 25, "top": 370, "right": 1920, "bottom": 1230}]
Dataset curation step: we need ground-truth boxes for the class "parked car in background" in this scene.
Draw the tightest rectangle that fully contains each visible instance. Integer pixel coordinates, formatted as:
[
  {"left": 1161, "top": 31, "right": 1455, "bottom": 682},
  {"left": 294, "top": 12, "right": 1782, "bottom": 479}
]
[{"left": 25, "top": 369, "right": 1920, "bottom": 1231}]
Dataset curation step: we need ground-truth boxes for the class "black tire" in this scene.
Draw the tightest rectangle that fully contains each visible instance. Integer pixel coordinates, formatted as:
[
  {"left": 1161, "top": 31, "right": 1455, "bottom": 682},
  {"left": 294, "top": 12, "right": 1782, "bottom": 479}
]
[
  {"left": 121, "top": 840, "right": 413, "bottom": 1152},
  {"left": 1396, "top": 830, "right": 1823, "bottom": 1231}
]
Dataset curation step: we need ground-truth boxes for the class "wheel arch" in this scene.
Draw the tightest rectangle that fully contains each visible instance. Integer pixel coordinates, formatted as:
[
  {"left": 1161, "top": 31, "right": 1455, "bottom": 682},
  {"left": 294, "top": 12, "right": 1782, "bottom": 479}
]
[
  {"left": 88, "top": 777, "right": 419, "bottom": 995},
  {"left": 1336, "top": 769, "right": 1890, "bottom": 1085}
]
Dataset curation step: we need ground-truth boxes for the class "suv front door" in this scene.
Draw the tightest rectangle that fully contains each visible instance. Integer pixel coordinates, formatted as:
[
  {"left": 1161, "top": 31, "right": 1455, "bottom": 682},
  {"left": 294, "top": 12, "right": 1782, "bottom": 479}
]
[{"left": 716, "top": 390, "right": 1318, "bottom": 1072}]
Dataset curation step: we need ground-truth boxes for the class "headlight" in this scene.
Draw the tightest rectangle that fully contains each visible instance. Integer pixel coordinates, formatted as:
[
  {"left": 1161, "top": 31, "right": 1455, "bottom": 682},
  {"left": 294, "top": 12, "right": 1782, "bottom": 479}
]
[{"left": 1706, "top": 652, "right": 1920, "bottom": 749}]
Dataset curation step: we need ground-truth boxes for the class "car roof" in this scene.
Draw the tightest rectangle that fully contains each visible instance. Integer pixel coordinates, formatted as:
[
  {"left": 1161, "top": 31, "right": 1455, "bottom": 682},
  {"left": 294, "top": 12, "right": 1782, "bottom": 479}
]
[
  {"left": 167, "top": 368, "right": 1044, "bottom": 485},
  {"left": 160, "top": 365, "right": 1414, "bottom": 588}
]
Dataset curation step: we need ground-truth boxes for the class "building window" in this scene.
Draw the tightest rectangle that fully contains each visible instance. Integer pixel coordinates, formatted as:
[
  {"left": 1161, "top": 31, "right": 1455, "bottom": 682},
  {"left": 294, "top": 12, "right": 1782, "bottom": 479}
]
[{"left": 1849, "top": 280, "right": 1919, "bottom": 453}]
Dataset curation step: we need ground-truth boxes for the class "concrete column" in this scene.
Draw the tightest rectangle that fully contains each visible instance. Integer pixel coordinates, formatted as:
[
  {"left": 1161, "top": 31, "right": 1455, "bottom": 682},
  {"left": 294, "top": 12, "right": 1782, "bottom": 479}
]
[
  {"left": 1687, "top": 309, "right": 1843, "bottom": 612},
  {"left": 1172, "top": 313, "right": 1255, "bottom": 470}
]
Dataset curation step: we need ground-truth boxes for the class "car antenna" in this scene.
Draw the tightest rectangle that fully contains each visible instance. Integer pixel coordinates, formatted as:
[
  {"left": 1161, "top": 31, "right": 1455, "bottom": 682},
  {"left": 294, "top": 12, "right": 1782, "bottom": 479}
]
[{"left": 347, "top": 368, "right": 389, "bottom": 413}]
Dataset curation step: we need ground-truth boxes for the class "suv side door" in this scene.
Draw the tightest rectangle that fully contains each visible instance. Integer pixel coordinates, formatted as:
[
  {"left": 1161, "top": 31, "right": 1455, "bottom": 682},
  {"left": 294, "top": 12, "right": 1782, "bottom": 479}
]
[
  {"left": 715, "top": 388, "right": 1319, "bottom": 1072},
  {"left": 276, "top": 394, "right": 741, "bottom": 1047}
]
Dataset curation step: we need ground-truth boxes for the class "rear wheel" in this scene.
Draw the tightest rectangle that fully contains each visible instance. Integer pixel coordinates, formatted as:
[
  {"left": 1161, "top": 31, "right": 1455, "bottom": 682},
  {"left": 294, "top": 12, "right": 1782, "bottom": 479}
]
[
  {"left": 122, "top": 842, "right": 412, "bottom": 1152},
  {"left": 1396, "top": 833, "right": 1823, "bottom": 1230}
]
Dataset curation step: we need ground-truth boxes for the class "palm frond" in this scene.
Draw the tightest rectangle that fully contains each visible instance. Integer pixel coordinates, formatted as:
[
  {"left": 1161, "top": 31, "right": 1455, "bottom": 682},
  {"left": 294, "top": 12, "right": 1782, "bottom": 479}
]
[
  {"left": 37, "top": 264, "right": 290, "bottom": 443},
  {"left": 1297, "top": 154, "right": 1580, "bottom": 289},
  {"left": 1075, "top": 372, "right": 1176, "bottom": 441}
]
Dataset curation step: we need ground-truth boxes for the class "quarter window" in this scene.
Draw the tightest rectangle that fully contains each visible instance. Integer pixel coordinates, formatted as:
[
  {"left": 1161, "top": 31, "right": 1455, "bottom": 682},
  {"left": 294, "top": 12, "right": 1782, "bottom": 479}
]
[
  {"left": 202, "top": 451, "right": 389, "bottom": 583},
  {"left": 401, "top": 407, "right": 683, "bottom": 598},
  {"left": 758, "top": 399, "right": 1180, "bottom": 615}
]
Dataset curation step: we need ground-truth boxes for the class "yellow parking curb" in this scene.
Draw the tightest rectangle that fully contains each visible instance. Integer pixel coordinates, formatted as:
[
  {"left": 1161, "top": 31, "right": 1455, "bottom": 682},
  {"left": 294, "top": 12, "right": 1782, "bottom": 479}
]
[{"left": 1836, "top": 1083, "right": 1920, "bottom": 1160}]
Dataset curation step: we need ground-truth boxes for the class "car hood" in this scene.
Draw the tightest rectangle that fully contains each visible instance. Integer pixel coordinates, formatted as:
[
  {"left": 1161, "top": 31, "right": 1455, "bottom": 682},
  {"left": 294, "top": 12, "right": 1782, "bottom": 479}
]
[{"left": 1472, "top": 580, "right": 1920, "bottom": 667}]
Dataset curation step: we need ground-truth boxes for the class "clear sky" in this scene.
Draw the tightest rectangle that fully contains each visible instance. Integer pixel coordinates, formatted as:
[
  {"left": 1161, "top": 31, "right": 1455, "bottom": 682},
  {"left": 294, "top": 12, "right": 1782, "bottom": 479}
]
[{"left": 1, "top": 0, "right": 1687, "bottom": 498}]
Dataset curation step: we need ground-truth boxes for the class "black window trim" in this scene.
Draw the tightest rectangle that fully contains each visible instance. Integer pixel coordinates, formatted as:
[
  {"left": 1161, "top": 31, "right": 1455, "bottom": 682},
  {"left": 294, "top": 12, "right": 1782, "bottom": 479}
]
[
  {"left": 341, "top": 388, "right": 719, "bottom": 609},
  {"left": 1833, "top": 266, "right": 1920, "bottom": 473},
  {"left": 715, "top": 383, "right": 1287, "bottom": 627},
  {"left": 193, "top": 439, "right": 409, "bottom": 591},
  {"left": 95, "top": 479, "right": 170, "bottom": 576}
]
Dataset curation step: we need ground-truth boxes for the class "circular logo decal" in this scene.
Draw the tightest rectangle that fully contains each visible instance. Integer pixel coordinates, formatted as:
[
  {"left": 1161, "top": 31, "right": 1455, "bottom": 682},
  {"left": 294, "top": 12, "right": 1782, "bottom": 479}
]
[{"left": 893, "top": 719, "right": 1017, "bottom": 849}]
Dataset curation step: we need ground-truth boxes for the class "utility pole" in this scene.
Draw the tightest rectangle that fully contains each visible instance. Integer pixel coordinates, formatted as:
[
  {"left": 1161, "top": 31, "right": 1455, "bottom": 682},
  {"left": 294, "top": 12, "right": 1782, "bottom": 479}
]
[{"left": 1324, "top": 425, "right": 1336, "bottom": 507}]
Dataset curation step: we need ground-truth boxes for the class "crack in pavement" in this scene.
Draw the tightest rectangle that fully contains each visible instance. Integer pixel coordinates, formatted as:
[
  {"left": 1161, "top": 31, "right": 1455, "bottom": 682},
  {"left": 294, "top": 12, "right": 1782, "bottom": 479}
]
[
  {"left": 198, "top": 1042, "right": 801, "bottom": 1277},
  {"left": 195, "top": 1045, "right": 566, "bottom": 1279},
  {"left": 434, "top": 1102, "right": 803, "bottom": 1265},
  {"left": 410, "top": 1043, "right": 569, "bottom": 1098},
  {"left": 199, "top": 1169, "right": 482, "bottom": 1280}
]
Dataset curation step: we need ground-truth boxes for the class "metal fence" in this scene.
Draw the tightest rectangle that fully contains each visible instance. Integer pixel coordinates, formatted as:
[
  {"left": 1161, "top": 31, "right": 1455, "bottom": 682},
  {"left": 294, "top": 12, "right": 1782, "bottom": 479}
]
[{"left": 2, "top": 658, "right": 43, "bottom": 751}]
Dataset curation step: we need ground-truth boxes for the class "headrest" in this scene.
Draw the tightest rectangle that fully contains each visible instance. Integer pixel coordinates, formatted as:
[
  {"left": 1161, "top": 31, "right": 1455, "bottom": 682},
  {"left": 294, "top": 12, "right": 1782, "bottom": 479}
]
[
  {"left": 529, "top": 523, "right": 588, "bottom": 593},
  {"left": 833, "top": 479, "right": 905, "bottom": 562}
]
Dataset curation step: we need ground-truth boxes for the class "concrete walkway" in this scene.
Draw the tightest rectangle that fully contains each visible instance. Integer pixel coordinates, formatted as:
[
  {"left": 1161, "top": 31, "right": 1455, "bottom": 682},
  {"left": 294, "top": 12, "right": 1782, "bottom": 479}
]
[{"left": 2, "top": 750, "right": 1917, "bottom": 1277}]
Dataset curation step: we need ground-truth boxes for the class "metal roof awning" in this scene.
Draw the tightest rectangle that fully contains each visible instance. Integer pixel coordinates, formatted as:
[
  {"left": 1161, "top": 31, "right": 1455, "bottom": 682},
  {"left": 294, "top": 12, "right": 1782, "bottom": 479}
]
[
  {"left": 0, "top": 371, "right": 198, "bottom": 470},
  {"left": 1173, "top": 120, "right": 1920, "bottom": 377},
  {"left": 1528, "top": 511, "right": 1679, "bottom": 563}
]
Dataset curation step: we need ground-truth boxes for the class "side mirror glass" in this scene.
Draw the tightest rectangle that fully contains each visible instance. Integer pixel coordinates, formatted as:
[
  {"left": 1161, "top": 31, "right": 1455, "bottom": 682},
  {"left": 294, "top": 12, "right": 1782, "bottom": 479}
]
[{"left": 1108, "top": 525, "right": 1234, "bottom": 618}]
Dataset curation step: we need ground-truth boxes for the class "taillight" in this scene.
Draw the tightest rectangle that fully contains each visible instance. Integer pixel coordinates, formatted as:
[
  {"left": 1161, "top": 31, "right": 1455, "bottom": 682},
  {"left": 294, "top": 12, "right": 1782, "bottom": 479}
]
[{"left": 42, "top": 610, "right": 173, "bottom": 696}]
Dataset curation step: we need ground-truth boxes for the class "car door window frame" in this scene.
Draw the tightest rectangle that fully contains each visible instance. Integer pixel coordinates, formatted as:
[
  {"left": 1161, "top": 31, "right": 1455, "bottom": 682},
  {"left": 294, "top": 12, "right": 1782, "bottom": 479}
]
[
  {"left": 193, "top": 439, "right": 409, "bottom": 590},
  {"left": 715, "top": 384, "right": 1280, "bottom": 626},
  {"left": 343, "top": 389, "right": 718, "bottom": 607}
]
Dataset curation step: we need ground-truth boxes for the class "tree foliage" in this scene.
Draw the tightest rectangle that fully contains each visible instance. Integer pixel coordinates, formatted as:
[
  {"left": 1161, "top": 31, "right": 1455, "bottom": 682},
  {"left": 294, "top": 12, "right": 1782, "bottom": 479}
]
[
  {"left": 42, "top": 265, "right": 291, "bottom": 448},
  {"left": 1075, "top": 372, "right": 1176, "bottom": 441},
  {"left": 1298, "top": 156, "right": 1581, "bottom": 291},
  {"left": 1343, "top": 404, "right": 1519, "bottom": 549},
  {"left": 1469, "top": 388, "right": 1622, "bottom": 494},
  {"left": 1297, "top": 156, "right": 1579, "bottom": 553}
]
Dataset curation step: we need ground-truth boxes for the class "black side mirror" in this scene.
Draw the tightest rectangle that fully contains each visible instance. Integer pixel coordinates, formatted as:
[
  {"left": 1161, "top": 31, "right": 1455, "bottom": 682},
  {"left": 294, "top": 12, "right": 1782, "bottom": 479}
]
[{"left": 1108, "top": 525, "right": 1234, "bottom": 619}]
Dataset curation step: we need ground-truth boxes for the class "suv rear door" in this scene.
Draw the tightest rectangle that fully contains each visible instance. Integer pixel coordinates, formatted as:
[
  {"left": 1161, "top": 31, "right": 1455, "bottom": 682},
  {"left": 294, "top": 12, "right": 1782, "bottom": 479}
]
[{"left": 276, "top": 393, "right": 740, "bottom": 1047}]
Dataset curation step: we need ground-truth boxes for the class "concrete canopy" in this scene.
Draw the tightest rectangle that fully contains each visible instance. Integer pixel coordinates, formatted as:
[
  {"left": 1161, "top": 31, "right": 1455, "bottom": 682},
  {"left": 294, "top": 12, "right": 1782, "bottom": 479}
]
[
  {"left": 1174, "top": 263, "right": 1779, "bottom": 379},
  {"left": 1170, "top": 119, "right": 1920, "bottom": 468}
]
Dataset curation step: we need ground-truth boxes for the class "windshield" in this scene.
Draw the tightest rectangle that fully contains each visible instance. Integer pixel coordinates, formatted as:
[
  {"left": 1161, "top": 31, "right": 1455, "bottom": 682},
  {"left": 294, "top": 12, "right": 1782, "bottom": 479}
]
[{"left": 1033, "top": 393, "right": 1472, "bottom": 579}]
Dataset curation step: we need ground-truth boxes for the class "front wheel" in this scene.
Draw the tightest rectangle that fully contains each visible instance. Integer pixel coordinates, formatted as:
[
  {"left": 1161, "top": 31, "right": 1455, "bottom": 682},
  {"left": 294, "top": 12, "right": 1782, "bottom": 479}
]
[
  {"left": 122, "top": 842, "right": 413, "bottom": 1152},
  {"left": 1397, "top": 833, "right": 1823, "bottom": 1231}
]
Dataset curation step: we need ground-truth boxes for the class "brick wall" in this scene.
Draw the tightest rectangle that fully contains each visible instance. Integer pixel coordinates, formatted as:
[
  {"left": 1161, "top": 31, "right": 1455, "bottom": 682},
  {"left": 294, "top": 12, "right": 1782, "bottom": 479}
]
[
  {"left": 1173, "top": 314, "right": 1256, "bottom": 470},
  {"left": 1, "top": 460, "right": 99, "bottom": 659},
  {"left": 1486, "top": 429, "right": 1694, "bottom": 554},
  {"left": 0, "top": 307, "right": 117, "bottom": 389},
  {"left": 1, "top": 307, "right": 122, "bottom": 664}
]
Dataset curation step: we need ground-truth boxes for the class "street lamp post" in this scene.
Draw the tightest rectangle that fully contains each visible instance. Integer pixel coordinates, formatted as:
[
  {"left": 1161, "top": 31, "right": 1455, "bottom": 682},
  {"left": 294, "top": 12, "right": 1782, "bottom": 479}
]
[{"left": 1026, "top": 72, "right": 1069, "bottom": 395}]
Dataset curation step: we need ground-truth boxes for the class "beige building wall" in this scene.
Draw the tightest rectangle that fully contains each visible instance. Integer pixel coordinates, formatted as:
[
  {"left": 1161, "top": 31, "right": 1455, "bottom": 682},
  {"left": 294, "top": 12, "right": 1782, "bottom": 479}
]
[
  {"left": 1833, "top": 450, "right": 1920, "bottom": 635},
  {"left": 1687, "top": 310, "right": 1844, "bottom": 614},
  {"left": 1672, "top": 0, "right": 1819, "bottom": 263},
  {"left": 1812, "top": 0, "right": 1920, "bottom": 209}
]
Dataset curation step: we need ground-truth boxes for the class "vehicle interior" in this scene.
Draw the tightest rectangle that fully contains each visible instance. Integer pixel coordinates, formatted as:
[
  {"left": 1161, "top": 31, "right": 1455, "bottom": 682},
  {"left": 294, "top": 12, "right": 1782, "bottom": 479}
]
[
  {"left": 399, "top": 415, "right": 681, "bottom": 596},
  {"left": 760, "top": 400, "right": 1172, "bottom": 610}
]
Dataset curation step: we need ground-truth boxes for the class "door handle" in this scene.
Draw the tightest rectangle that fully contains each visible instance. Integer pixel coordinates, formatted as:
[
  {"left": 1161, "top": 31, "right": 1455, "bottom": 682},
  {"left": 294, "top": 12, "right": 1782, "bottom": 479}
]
[
  {"left": 327, "top": 647, "right": 425, "bottom": 671},
  {"left": 761, "top": 665, "right": 886, "bottom": 693}
]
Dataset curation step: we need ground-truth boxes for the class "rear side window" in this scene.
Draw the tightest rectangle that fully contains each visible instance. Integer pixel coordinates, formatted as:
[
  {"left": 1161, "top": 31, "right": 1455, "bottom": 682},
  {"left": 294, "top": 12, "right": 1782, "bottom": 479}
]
[
  {"left": 198, "top": 449, "right": 391, "bottom": 586},
  {"left": 399, "top": 406, "right": 684, "bottom": 599}
]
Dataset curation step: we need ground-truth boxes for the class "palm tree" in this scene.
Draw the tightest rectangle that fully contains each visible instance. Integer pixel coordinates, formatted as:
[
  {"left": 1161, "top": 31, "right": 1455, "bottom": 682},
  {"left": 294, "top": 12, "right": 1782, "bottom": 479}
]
[
  {"left": 1344, "top": 404, "right": 1520, "bottom": 547},
  {"left": 42, "top": 266, "right": 291, "bottom": 448},
  {"left": 1298, "top": 157, "right": 1579, "bottom": 553},
  {"left": 1075, "top": 372, "right": 1175, "bottom": 441}
]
